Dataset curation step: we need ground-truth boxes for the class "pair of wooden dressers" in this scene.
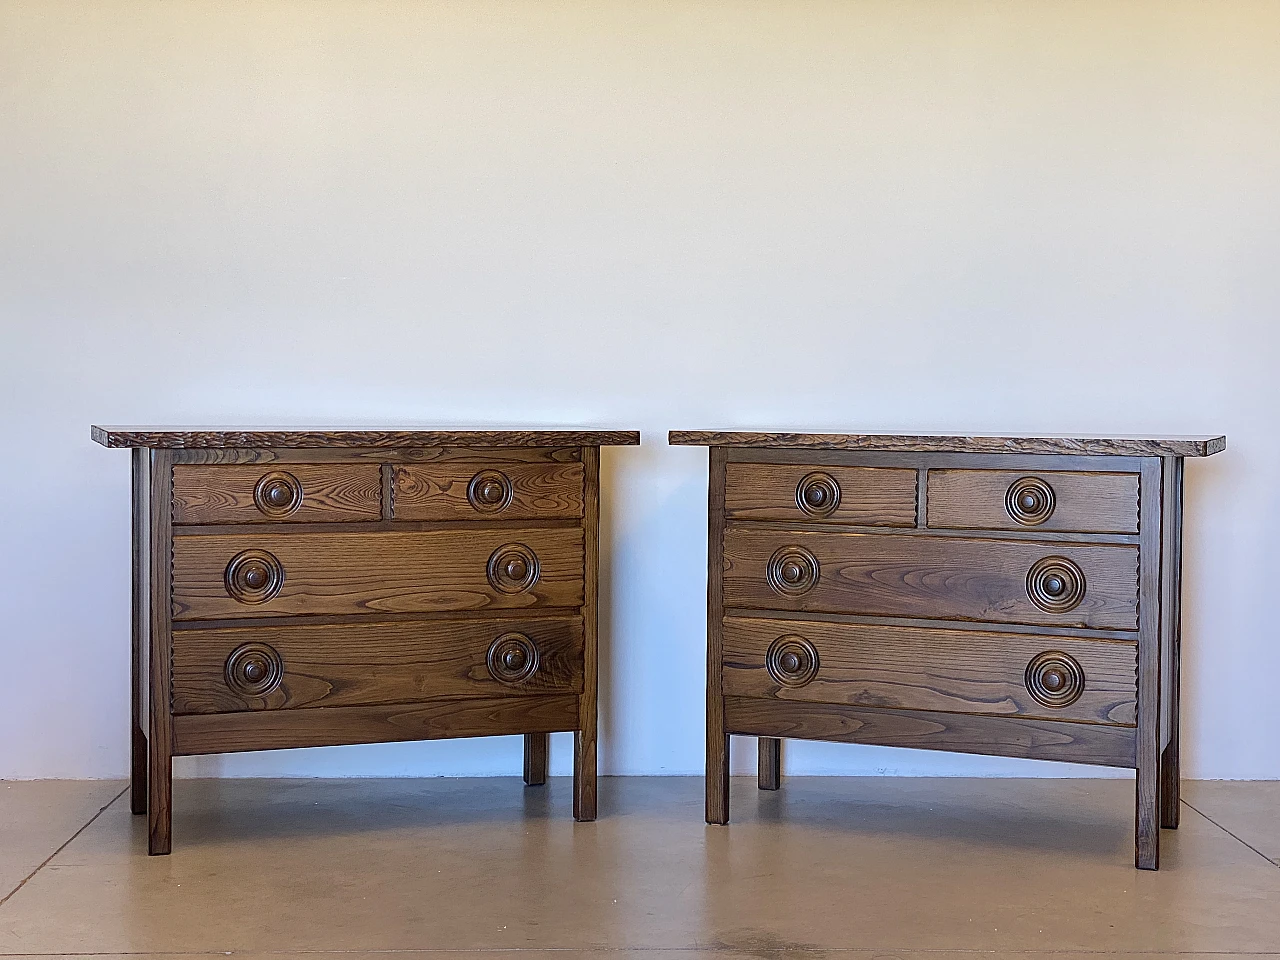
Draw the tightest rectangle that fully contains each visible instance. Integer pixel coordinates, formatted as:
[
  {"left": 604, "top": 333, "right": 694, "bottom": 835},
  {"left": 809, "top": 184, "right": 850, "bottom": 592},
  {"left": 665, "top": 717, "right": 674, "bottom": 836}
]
[
  {"left": 96, "top": 425, "right": 1222, "bottom": 869},
  {"left": 92, "top": 427, "right": 640, "bottom": 855},
  {"left": 669, "top": 431, "right": 1224, "bottom": 870}
]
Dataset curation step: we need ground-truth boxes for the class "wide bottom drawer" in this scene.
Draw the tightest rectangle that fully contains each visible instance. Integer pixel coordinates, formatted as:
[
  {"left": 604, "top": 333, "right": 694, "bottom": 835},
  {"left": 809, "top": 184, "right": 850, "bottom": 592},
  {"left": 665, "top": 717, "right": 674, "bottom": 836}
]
[
  {"left": 722, "top": 617, "right": 1136, "bottom": 726},
  {"left": 172, "top": 617, "right": 584, "bottom": 714}
]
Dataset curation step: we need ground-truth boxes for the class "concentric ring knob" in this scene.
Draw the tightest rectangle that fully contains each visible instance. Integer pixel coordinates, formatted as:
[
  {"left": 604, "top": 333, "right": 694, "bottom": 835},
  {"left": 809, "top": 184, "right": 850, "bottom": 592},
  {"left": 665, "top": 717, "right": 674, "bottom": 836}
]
[
  {"left": 796, "top": 472, "right": 841, "bottom": 518},
  {"left": 225, "top": 642, "right": 284, "bottom": 698},
  {"left": 253, "top": 471, "right": 303, "bottom": 518},
  {"left": 1026, "top": 651, "right": 1085, "bottom": 707},
  {"left": 1027, "top": 556, "right": 1085, "bottom": 613},
  {"left": 224, "top": 549, "right": 285, "bottom": 604},
  {"left": 487, "top": 632, "right": 539, "bottom": 684},
  {"left": 766, "top": 635, "right": 820, "bottom": 687},
  {"left": 1006, "top": 477, "right": 1055, "bottom": 526},
  {"left": 468, "top": 470, "right": 513, "bottom": 513},
  {"left": 766, "top": 546, "right": 820, "bottom": 598},
  {"left": 487, "top": 543, "right": 540, "bottom": 594}
]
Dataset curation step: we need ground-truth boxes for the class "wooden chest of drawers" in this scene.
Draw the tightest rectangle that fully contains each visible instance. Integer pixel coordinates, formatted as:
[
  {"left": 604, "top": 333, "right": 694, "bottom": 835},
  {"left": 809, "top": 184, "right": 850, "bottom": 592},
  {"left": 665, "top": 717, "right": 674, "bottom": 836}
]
[
  {"left": 93, "top": 427, "right": 640, "bottom": 854},
  {"left": 670, "top": 431, "right": 1225, "bottom": 869}
]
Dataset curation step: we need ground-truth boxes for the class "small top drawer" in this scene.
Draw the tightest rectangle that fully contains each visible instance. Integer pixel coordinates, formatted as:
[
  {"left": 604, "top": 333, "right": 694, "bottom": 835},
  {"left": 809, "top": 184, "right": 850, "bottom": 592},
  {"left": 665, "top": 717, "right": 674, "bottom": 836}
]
[
  {"left": 172, "top": 464, "right": 382, "bottom": 525},
  {"left": 926, "top": 469, "right": 1139, "bottom": 534},
  {"left": 392, "top": 461, "right": 584, "bottom": 521},
  {"left": 725, "top": 463, "right": 917, "bottom": 526}
]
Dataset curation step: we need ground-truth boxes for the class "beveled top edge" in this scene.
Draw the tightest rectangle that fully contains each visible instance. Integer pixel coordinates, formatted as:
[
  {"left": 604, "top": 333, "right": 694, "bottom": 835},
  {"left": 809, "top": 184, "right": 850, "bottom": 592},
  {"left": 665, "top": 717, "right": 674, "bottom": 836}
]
[
  {"left": 667, "top": 430, "right": 1226, "bottom": 457},
  {"left": 92, "top": 426, "right": 641, "bottom": 449}
]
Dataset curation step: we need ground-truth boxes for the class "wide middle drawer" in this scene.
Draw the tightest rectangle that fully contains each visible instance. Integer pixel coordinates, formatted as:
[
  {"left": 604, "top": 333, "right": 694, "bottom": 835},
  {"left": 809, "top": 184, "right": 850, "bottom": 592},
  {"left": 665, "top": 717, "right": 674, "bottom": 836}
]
[
  {"left": 172, "top": 528, "right": 584, "bottom": 620},
  {"left": 723, "top": 527, "right": 1139, "bottom": 630},
  {"left": 172, "top": 616, "right": 584, "bottom": 714}
]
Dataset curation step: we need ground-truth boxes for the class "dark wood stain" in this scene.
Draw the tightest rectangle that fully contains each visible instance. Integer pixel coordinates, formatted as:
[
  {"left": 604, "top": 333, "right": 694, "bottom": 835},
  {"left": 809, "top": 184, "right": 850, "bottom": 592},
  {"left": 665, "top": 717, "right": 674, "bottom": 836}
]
[
  {"left": 724, "top": 462, "right": 917, "bottom": 526},
  {"left": 926, "top": 469, "right": 1140, "bottom": 534},
  {"left": 94, "top": 426, "right": 640, "bottom": 449},
  {"left": 392, "top": 461, "right": 584, "bottom": 522},
  {"left": 173, "top": 464, "right": 382, "bottom": 524}
]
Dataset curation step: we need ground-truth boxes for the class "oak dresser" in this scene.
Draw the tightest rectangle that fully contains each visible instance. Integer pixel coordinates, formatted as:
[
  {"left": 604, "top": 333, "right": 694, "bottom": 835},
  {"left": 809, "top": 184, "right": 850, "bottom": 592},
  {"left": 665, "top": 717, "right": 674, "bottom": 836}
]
[
  {"left": 93, "top": 426, "right": 640, "bottom": 854},
  {"left": 669, "top": 431, "right": 1225, "bottom": 869}
]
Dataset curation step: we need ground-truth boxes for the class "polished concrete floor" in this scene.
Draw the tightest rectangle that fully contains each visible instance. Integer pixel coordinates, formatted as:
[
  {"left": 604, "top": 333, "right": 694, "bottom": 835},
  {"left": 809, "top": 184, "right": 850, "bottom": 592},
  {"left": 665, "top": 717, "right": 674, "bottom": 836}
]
[{"left": 1, "top": 776, "right": 1278, "bottom": 959}]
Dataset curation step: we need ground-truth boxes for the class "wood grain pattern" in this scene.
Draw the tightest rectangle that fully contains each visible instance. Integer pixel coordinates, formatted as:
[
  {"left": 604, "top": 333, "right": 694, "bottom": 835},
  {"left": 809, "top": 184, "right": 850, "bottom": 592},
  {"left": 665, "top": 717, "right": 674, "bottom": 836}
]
[
  {"left": 575, "top": 446, "right": 599, "bottom": 821},
  {"left": 724, "top": 463, "right": 917, "bottom": 526},
  {"left": 723, "top": 527, "right": 1140, "bottom": 631},
  {"left": 706, "top": 447, "right": 730, "bottom": 824},
  {"left": 173, "top": 695, "right": 580, "bottom": 756},
  {"left": 1160, "top": 457, "right": 1185, "bottom": 829},
  {"left": 758, "top": 737, "right": 781, "bottom": 790},
  {"left": 93, "top": 426, "right": 640, "bottom": 449},
  {"left": 171, "top": 617, "right": 584, "bottom": 714},
  {"left": 670, "top": 431, "right": 1225, "bottom": 458},
  {"left": 173, "top": 464, "right": 382, "bottom": 524},
  {"left": 927, "top": 469, "right": 1140, "bottom": 534},
  {"left": 171, "top": 446, "right": 585, "bottom": 466},
  {"left": 172, "top": 528, "right": 585, "bottom": 620},
  {"left": 722, "top": 617, "right": 1137, "bottom": 726},
  {"left": 724, "top": 697, "right": 1137, "bottom": 768},
  {"left": 147, "top": 450, "right": 174, "bottom": 855},
  {"left": 392, "top": 461, "right": 584, "bottom": 521},
  {"left": 1136, "top": 457, "right": 1165, "bottom": 869}
]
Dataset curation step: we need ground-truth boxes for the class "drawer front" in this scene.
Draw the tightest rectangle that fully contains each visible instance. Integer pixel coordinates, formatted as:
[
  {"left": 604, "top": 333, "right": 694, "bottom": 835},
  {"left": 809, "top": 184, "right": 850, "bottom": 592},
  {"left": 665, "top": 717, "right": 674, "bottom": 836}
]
[
  {"left": 927, "top": 469, "right": 1139, "bottom": 534},
  {"left": 722, "top": 527, "right": 1138, "bottom": 630},
  {"left": 173, "top": 464, "right": 382, "bottom": 524},
  {"left": 725, "top": 463, "right": 917, "bottom": 526},
  {"left": 392, "top": 461, "right": 583, "bottom": 521},
  {"left": 722, "top": 617, "right": 1136, "bottom": 725},
  {"left": 172, "top": 617, "right": 584, "bottom": 714},
  {"left": 172, "top": 528, "right": 584, "bottom": 620}
]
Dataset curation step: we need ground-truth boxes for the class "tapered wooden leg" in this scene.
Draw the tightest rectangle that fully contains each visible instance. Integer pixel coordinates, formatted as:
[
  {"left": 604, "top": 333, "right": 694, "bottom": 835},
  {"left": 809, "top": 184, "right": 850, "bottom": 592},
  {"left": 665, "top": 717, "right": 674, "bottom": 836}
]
[
  {"left": 758, "top": 737, "right": 781, "bottom": 790},
  {"left": 1160, "top": 739, "right": 1180, "bottom": 829},
  {"left": 572, "top": 729, "right": 596, "bottom": 821},
  {"left": 523, "top": 733, "right": 548, "bottom": 786},
  {"left": 129, "top": 448, "right": 147, "bottom": 815}
]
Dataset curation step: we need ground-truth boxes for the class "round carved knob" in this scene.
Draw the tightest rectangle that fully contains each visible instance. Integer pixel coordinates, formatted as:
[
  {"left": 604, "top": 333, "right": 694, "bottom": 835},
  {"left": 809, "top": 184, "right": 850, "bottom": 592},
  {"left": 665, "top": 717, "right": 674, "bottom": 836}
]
[
  {"left": 224, "top": 549, "right": 285, "bottom": 604},
  {"left": 468, "top": 470, "right": 513, "bottom": 513},
  {"left": 1026, "top": 650, "right": 1085, "bottom": 708},
  {"left": 1006, "top": 476, "right": 1055, "bottom": 526},
  {"left": 487, "top": 632, "right": 540, "bottom": 684},
  {"left": 796, "top": 472, "right": 841, "bottom": 519},
  {"left": 1026, "top": 556, "right": 1086, "bottom": 613},
  {"left": 487, "top": 543, "right": 540, "bottom": 594},
  {"left": 225, "top": 642, "right": 284, "bottom": 698},
  {"left": 766, "top": 545, "right": 820, "bottom": 598},
  {"left": 253, "top": 471, "right": 303, "bottom": 518},
  {"left": 766, "top": 635, "right": 820, "bottom": 687}
]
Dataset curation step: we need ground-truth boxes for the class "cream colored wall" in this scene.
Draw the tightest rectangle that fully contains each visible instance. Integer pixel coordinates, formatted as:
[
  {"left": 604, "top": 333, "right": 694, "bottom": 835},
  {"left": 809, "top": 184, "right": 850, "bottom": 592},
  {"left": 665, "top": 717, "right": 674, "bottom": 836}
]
[{"left": 1, "top": 1, "right": 1276, "bottom": 778}]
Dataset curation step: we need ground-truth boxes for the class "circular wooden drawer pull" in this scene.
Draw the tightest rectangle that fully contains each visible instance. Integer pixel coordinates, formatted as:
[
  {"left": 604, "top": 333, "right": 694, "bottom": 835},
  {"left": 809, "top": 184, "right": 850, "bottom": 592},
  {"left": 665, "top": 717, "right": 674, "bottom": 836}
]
[
  {"left": 1026, "top": 556, "right": 1085, "bottom": 613},
  {"left": 796, "top": 472, "right": 841, "bottom": 518},
  {"left": 1026, "top": 650, "right": 1085, "bottom": 708},
  {"left": 224, "top": 549, "right": 285, "bottom": 604},
  {"left": 487, "top": 632, "right": 540, "bottom": 685},
  {"left": 766, "top": 634, "right": 820, "bottom": 687},
  {"left": 225, "top": 642, "right": 284, "bottom": 698},
  {"left": 253, "top": 471, "right": 303, "bottom": 518},
  {"left": 487, "top": 543, "right": 540, "bottom": 594},
  {"left": 1006, "top": 476, "right": 1055, "bottom": 526},
  {"left": 766, "top": 545, "right": 820, "bottom": 598},
  {"left": 468, "top": 470, "right": 513, "bottom": 513}
]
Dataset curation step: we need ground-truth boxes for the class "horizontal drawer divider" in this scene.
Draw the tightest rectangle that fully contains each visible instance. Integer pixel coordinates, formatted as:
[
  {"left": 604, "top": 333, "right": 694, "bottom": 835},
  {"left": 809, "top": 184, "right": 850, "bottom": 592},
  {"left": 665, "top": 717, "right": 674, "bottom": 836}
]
[
  {"left": 723, "top": 697, "right": 1136, "bottom": 768},
  {"left": 171, "top": 606, "right": 586, "bottom": 631},
  {"left": 725, "top": 519, "right": 1139, "bottom": 545},
  {"left": 722, "top": 608, "right": 1139, "bottom": 641},
  {"left": 173, "top": 518, "right": 585, "bottom": 535},
  {"left": 173, "top": 694, "right": 580, "bottom": 756}
]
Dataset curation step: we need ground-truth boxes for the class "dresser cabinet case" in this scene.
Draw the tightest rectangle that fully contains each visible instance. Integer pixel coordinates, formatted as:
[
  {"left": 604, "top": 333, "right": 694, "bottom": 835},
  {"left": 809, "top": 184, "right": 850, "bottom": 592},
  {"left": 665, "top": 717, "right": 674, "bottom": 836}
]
[
  {"left": 93, "top": 427, "right": 640, "bottom": 854},
  {"left": 669, "top": 431, "right": 1225, "bottom": 870}
]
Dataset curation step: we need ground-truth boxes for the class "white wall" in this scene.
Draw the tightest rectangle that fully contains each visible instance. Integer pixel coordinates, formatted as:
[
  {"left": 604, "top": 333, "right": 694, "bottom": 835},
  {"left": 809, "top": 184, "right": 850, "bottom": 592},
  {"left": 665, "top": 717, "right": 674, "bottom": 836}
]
[{"left": 2, "top": 0, "right": 1276, "bottom": 780}]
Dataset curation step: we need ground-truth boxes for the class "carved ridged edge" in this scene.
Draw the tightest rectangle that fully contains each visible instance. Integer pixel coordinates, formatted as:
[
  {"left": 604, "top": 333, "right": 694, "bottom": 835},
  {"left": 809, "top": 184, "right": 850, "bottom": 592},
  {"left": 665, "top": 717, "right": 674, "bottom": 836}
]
[
  {"left": 668, "top": 431, "right": 1226, "bottom": 458},
  {"left": 92, "top": 427, "right": 641, "bottom": 448}
]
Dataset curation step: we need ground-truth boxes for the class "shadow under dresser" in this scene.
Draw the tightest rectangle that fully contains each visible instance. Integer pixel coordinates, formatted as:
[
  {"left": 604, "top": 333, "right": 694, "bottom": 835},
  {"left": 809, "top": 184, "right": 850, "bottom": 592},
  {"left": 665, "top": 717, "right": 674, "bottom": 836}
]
[
  {"left": 93, "top": 426, "right": 640, "bottom": 854},
  {"left": 669, "top": 430, "right": 1225, "bottom": 870}
]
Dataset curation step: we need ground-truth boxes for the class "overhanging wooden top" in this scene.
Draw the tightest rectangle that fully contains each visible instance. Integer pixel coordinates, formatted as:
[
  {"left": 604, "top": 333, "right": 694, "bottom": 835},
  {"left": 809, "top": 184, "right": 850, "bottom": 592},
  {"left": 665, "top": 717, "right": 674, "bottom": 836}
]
[
  {"left": 667, "top": 431, "right": 1225, "bottom": 458},
  {"left": 92, "top": 426, "right": 641, "bottom": 449}
]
